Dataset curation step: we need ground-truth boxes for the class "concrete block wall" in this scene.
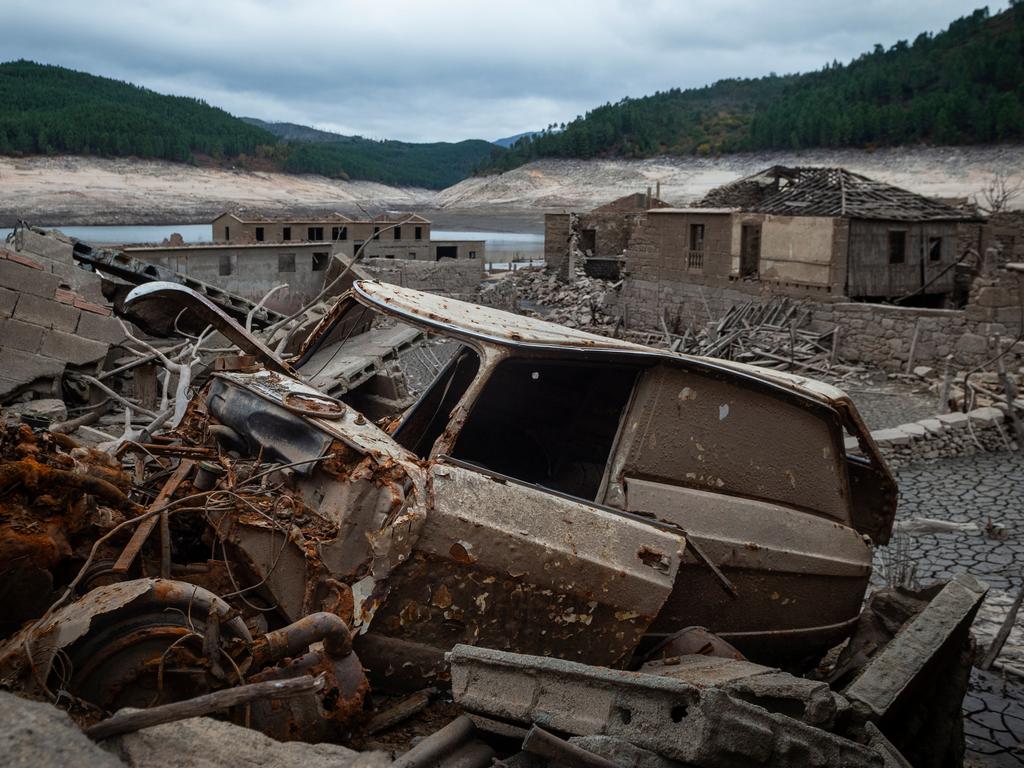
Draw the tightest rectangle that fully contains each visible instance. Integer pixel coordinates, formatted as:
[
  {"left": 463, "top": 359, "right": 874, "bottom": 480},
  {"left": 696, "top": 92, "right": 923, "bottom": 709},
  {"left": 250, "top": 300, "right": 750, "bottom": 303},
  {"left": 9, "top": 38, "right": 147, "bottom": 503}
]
[
  {"left": 0, "top": 242, "right": 124, "bottom": 399},
  {"left": 359, "top": 257, "right": 485, "bottom": 301}
]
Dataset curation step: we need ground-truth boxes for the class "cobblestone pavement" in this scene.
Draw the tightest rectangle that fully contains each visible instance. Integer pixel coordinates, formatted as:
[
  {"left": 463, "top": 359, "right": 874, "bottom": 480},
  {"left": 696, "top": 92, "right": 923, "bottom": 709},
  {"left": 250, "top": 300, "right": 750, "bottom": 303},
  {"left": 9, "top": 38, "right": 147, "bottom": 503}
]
[
  {"left": 840, "top": 377, "right": 939, "bottom": 430},
  {"left": 881, "top": 450, "right": 1024, "bottom": 765}
]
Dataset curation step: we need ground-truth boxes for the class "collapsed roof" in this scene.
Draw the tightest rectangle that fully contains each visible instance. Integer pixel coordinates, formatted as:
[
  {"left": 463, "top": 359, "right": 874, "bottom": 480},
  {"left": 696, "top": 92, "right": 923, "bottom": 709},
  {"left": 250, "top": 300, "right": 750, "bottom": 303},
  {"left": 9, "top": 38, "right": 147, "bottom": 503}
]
[{"left": 700, "top": 166, "right": 980, "bottom": 222}]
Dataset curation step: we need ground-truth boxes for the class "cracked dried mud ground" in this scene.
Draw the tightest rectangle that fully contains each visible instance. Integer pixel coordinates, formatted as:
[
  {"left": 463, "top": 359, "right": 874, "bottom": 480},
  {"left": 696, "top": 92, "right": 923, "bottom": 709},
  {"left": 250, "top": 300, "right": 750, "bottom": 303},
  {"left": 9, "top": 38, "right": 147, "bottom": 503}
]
[{"left": 883, "top": 451, "right": 1024, "bottom": 765}]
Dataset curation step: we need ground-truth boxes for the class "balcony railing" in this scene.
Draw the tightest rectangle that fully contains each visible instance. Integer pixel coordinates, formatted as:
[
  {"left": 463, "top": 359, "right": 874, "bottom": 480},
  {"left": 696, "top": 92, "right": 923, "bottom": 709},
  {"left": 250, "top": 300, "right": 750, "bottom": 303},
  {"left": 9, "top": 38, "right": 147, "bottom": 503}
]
[{"left": 687, "top": 249, "right": 704, "bottom": 271}]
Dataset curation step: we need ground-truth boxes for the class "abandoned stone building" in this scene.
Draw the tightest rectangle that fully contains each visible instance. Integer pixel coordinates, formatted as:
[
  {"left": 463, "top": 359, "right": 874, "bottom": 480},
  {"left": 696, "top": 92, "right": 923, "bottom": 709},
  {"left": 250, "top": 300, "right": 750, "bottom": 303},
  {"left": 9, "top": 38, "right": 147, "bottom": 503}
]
[
  {"left": 544, "top": 191, "right": 669, "bottom": 279},
  {"left": 212, "top": 210, "right": 484, "bottom": 262},
  {"left": 548, "top": 169, "right": 981, "bottom": 306},
  {"left": 124, "top": 241, "right": 340, "bottom": 313},
  {"left": 698, "top": 166, "right": 982, "bottom": 305}
]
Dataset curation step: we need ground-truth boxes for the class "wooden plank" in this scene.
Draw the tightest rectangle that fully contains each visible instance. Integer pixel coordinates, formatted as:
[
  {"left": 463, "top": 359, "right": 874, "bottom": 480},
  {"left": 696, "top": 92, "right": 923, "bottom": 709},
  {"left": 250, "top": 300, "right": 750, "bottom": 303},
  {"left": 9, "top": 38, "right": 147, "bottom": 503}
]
[{"left": 112, "top": 459, "right": 195, "bottom": 574}]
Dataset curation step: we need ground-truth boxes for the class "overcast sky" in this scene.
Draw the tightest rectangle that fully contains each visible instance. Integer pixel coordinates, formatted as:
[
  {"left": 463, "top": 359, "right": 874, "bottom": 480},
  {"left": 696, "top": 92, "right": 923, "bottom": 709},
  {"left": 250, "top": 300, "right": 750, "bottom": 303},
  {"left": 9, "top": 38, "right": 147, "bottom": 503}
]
[{"left": 0, "top": 0, "right": 1004, "bottom": 143}]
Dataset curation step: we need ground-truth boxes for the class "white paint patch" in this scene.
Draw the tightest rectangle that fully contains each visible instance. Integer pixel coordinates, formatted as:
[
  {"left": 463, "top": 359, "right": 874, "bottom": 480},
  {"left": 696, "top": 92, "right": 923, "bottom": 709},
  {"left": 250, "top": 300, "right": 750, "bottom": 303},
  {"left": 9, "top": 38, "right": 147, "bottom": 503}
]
[{"left": 719, "top": 403, "right": 730, "bottom": 421}]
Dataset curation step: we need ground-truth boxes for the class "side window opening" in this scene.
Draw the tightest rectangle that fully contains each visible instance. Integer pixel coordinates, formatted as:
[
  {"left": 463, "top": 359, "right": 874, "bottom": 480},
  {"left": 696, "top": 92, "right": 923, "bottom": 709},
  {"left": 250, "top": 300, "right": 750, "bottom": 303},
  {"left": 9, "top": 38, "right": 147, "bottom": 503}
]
[
  {"left": 451, "top": 359, "right": 638, "bottom": 501},
  {"left": 394, "top": 347, "right": 480, "bottom": 458}
]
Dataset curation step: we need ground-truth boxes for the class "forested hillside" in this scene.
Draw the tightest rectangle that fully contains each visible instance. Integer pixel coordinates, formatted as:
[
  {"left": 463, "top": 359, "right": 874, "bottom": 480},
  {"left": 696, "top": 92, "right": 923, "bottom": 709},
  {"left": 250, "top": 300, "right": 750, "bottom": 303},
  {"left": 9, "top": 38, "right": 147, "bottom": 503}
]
[
  {"left": 487, "top": 5, "right": 1024, "bottom": 171},
  {"left": 0, "top": 62, "right": 499, "bottom": 188},
  {"left": 0, "top": 60, "right": 273, "bottom": 162}
]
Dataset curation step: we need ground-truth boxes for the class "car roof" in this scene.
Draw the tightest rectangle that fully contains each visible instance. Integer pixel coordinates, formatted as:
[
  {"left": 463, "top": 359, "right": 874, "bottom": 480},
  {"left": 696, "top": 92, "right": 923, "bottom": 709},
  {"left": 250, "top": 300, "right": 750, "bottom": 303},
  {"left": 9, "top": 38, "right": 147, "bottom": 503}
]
[{"left": 352, "top": 280, "right": 851, "bottom": 404}]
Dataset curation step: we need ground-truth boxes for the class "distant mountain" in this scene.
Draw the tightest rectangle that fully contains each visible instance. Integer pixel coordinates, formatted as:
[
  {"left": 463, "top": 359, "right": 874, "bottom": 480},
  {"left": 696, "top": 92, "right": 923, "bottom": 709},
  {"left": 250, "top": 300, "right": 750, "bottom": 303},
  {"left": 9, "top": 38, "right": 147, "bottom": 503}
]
[
  {"left": 0, "top": 61, "right": 503, "bottom": 188},
  {"left": 241, "top": 117, "right": 353, "bottom": 144},
  {"left": 238, "top": 116, "right": 501, "bottom": 188},
  {"left": 492, "top": 131, "right": 541, "bottom": 148},
  {"left": 486, "top": 5, "right": 1024, "bottom": 172}
]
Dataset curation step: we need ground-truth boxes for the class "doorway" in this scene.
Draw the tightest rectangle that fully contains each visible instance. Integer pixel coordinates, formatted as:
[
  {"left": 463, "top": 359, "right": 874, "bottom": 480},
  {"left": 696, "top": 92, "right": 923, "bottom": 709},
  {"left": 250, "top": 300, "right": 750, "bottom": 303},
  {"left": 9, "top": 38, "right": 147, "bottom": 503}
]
[{"left": 740, "top": 223, "right": 761, "bottom": 278}]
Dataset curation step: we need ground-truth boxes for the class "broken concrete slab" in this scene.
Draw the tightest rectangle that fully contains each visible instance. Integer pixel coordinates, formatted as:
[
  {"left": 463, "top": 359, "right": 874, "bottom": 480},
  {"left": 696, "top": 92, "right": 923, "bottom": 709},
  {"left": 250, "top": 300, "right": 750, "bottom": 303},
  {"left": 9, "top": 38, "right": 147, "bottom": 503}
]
[
  {"left": 844, "top": 573, "right": 987, "bottom": 721},
  {"left": 640, "top": 655, "right": 842, "bottom": 728},
  {"left": 915, "top": 417, "right": 944, "bottom": 434},
  {"left": 4, "top": 398, "right": 68, "bottom": 423},
  {"left": 104, "top": 716, "right": 390, "bottom": 768},
  {"left": 0, "top": 690, "right": 124, "bottom": 768},
  {"left": 449, "top": 644, "right": 883, "bottom": 767}
]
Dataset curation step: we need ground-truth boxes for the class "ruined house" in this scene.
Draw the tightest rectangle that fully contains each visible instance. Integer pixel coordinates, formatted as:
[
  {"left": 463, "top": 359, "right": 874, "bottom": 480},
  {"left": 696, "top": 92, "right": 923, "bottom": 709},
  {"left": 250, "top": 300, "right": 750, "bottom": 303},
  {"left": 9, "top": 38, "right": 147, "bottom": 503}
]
[
  {"left": 123, "top": 240, "right": 342, "bottom": 313},
  {"left": 699, "top": 166, "right": 982, "bottom": 305},
  {"left": 544, "top": 191, "right": 670, "bottom": 280}
]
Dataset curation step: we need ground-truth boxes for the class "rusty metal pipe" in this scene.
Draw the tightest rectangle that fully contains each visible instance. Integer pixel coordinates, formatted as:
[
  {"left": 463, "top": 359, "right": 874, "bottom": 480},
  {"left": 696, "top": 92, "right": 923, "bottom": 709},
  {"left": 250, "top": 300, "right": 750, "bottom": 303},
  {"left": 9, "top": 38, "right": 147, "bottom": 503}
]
[
  {"left": 522, "top": 724, "right": 619, "bottom": 768},
  {"left": 252, "top": 612, "right": 352, "bottom": 667},
  {"left": 391, "top": 715, "right": 476, "bottom": 768}
]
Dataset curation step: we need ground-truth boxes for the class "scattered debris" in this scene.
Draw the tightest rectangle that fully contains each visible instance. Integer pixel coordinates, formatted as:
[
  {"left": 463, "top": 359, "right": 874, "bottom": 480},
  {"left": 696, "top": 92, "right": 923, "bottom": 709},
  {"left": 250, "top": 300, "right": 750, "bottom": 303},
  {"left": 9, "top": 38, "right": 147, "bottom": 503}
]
[{"left": 0, "top": 226, "right": 1000, "bottom": 766}]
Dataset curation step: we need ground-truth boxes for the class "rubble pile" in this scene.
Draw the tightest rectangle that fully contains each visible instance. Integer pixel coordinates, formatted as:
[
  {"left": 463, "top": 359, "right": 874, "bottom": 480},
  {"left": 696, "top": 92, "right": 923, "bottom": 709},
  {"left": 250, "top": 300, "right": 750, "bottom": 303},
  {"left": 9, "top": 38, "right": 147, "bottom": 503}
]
[
  {"left": 489, "top": 263, "right": 620, "bottom": 333},
  {"left": 0, "top": 226, "right": 1004, "bottom": 767}
]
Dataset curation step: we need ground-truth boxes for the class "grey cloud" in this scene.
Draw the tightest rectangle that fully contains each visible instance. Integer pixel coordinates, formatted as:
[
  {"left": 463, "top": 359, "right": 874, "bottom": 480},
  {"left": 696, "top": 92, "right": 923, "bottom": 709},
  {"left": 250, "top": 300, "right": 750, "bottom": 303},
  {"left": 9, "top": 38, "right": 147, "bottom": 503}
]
[{"left": 0, "top": 0, "right": 1001, "bottom": 142}]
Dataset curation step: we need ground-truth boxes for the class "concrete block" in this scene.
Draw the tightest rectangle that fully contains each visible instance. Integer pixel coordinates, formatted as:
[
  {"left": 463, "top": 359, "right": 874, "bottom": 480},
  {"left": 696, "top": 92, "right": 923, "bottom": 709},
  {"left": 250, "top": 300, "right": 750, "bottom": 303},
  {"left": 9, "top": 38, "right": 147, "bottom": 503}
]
[
  {"left": 39, "top": 329, "right": 108, "bottom": 366},
  {"left": 896, "top": 423, "right": 927, "bottom": 438},
  {"left": 450, "top": 645, "right": 882, "bottom": 768},
  {"left": 0, "top": 347, "right": 64, "bottom": 389},
  {"left": 0, "top": 318, "right": 44, "bottom": 353},
  {"left": 845, "top": 574, "right": 986, "bottom": 719},
  {"left": 0, "top": 260, "right": 62, "bottom": 299},
  {"left": 936, "top": 412, "right": 969, "bottom": 429},
  {"left": 13, "top": 294, "right": 80, "bottom": 332},
  {"left": 17, "top": 229, "right": 75, "bottom": 264},
  {"left": 0, "top": 287, "right": 18, "bottom": 317},
  {"left": 76, "top": 311, "right": 125, "bottom": 345},
  {"left": 968, "top": 406, "right": 1005, "bottom": 427}
]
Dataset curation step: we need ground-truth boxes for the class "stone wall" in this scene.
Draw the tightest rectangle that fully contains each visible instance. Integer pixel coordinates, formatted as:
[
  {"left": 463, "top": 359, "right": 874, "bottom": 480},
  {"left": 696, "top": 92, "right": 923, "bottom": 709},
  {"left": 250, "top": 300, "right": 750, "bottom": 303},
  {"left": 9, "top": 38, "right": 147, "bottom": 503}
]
[
  {"left": 616, "top": 267, "right": 1024, "bottom": 371},
  {"left": 854, "top": 405, "right": 1017, "bottom": 470},
  {"left": 359, "top": 257, "right": 484, "bottom": 300}
]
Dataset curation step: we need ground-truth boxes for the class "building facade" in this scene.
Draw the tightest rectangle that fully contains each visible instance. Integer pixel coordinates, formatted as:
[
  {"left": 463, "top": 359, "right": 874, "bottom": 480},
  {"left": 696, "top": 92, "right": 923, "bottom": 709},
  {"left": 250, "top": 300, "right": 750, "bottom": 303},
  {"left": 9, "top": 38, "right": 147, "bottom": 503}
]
[
  {"left": 211, "top": 211, "right": 484, "bottom": 263},
  {"left": 124, "top": 241, "right": 339, "bottom": 313}
]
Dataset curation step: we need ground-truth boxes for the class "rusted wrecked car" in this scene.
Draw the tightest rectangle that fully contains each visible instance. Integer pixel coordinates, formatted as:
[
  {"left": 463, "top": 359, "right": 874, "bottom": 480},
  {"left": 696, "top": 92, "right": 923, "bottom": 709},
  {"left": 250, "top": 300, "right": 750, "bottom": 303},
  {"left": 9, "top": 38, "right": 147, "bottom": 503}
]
[{"left": 0, "top": 279, "right": 897, "bottom": 733}]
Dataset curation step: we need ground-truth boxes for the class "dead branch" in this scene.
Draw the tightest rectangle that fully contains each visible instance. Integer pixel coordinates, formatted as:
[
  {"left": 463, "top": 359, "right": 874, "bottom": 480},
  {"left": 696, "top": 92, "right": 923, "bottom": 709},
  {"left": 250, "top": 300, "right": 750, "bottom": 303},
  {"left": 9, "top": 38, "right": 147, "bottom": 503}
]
[{"left": 84, "top": 674, "right": 324, "bottom": 740}]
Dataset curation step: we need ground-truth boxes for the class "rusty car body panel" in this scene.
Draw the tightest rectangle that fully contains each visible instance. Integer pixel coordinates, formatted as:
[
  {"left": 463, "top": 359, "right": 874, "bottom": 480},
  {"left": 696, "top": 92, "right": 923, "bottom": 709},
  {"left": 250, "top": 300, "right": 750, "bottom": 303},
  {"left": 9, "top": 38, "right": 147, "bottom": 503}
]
[{"left": 172, "top": 279, "right": 897, "bottom": 674}]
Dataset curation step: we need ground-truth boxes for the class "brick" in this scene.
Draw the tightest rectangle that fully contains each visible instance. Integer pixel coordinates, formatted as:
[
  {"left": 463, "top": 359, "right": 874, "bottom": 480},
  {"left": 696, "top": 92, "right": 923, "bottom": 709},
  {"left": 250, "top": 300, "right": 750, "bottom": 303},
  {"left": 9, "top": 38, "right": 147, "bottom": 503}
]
[
  {"left": 0, "top": 248, "right": 44, "bottom": 269},
  {"left": 0, "top": 287, "right": 17, "bottom": 317},
  {"left": 73, "top": 298, "right": 112, "bottom": 316},
  {"left": 76, "top": 311, "right": 125, "bottom": 344},
  {"left": 0, "top": 260, "right": 62, "bottom": 298},
  {"left": 13, "top": 294, "right": 80, "bottom": 331},
  {"left": 39, "top": 329, "right": 108, "bottom": 366},
  {"left": 55, "top": 287, "right": 77, "bottom": 305},
  {"left": 0, "top": 318, "right": 44, "bottom": 352}
]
